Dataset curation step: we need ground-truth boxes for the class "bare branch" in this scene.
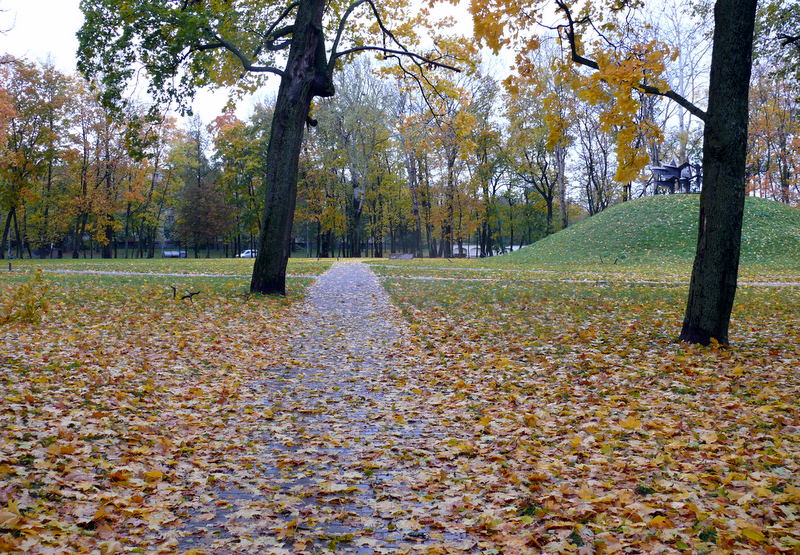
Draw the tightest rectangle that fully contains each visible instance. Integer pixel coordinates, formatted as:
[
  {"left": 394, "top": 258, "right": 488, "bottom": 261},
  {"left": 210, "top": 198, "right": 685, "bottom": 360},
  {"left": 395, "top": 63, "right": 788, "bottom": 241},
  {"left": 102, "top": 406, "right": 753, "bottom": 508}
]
[
  {"left": 636, "top": 83, "right": 707, "bottom": 121},
  {"left": 778, "top": 33, "right": 800, "bottom": 48},
  {"left": 334, "top": 46, "right": 460, "bottom": 72},
  {"left": 329, "top": 0, "right": 370, "bottom": 71},
  {"left": 245, "top": 3, "right": 300, "bottom": 60},
  {"left": 392, "top": 55, "right": 444, "bottom": 118},
  {"left": 263, "top": 2, "right": 300, "bottom": 39},
  {"left": 206, "top": 33, "right": 285, "bottom": 77},
  {"left": 263, "top": 26, "right": 294, "bottom": 51}
]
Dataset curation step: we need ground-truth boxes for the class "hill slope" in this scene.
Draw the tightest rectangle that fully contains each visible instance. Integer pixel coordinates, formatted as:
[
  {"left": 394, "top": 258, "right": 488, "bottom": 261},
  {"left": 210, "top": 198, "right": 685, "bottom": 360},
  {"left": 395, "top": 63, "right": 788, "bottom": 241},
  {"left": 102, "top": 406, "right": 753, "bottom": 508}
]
[{"left": 494, "top": 194, "right": 800, "bottom": 267}]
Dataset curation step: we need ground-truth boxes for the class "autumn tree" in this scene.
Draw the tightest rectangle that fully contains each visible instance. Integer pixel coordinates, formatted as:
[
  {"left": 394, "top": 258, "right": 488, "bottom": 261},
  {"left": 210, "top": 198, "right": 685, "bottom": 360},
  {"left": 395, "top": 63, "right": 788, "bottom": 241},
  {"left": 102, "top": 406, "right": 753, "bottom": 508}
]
[
  {"left": 173, "top": 117, "right": 233, "bottom": 257},
  {"left": 414, "top": 46, "right": 483, "bottom": 257},
  {"left": 78, "top": 0, "right": 457, "bottom": 294},
  {"left": 210, "top": 107, "right": 269, "bottom": 255},
  {"left": 23, "top": 62, "right": 75, "bottom": 257},
  {"left": 747, "top": 2, "right": 800, "bottom": 206},
  {"left": 396, "top": 92, "right": 434, "bottom": 257},
  {"left": 573, "top": 99, "right": 617, "bottom": 215},
  {"left": 465, "top": 71, "right": 506, "bottom": 256},
  {"left": 469, "top": 0, "right": 758, "bottom": 344},
  {"left": 313, "top": 59, "right": 398, "bottom": 257},
  {"left": 0, "top": 60, "right": 76, "bottom": 259},
  {"left": 129, "top": 116, "right": 182, "bottom": 258},
  {"left": 506, "top": 60, "right": 563, "bottom": 233},
  {"left": 755, "top": 0, "right": 800, "bottom": 80},
  {"left": 747, "top": 63, "right": 799, "bottom": 205},
  {"left": 652, "top": 1, "right": 710, "bottom": 170}
]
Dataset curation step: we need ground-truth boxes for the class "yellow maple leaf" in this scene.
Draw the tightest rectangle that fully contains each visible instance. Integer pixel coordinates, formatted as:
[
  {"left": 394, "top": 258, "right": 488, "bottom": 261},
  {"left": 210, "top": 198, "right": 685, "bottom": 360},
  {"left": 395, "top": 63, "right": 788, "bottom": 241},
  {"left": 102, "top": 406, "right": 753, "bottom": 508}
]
[
  {"left": 577, "top": 486, "right": 595, "bottom": 501},
  {"left": 648, "top": 515, "right": 672, "bottom": 528},
  {"left": 620, "top": 416, "right": 642, "bottom": 430},
  {"left": 0, "top": 510, "right": 20, "bottom": 529},
  {"left": 741, "top": 528, "right": 766, "bottom": 543},
  {"left": 700, "top": 431, "right": 718, "bottom": 444}
]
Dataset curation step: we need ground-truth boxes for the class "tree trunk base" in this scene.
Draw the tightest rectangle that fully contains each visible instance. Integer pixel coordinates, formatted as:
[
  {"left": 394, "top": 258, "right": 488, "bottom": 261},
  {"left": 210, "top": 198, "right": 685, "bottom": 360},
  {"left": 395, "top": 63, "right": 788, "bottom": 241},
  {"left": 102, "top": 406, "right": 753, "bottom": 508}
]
[
  {"left": 678, "top": 325, "right": 717, "bottom": 346},
  {"left": 250, "top": 275, "right": 287, "bottom": 296}
]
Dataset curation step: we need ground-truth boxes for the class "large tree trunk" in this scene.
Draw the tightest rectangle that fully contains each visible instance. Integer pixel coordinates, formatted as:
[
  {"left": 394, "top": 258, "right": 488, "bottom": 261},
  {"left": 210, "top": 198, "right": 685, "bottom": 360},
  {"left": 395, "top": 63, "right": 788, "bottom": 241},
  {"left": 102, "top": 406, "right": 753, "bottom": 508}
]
[
  {"left": 250, "top": 0, "right": 333, "bottom": 294},
  {"left": 679, "top": 0, "right": 757, "bottom": 345}
]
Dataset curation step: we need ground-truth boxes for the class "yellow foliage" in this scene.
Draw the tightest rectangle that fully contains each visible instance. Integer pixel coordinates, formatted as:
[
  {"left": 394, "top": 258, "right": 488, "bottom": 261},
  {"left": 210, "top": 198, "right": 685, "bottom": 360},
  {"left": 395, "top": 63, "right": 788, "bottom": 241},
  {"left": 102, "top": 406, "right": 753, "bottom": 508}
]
[{"left": 0, "top": 270, "right": 49, "bottom": 325}]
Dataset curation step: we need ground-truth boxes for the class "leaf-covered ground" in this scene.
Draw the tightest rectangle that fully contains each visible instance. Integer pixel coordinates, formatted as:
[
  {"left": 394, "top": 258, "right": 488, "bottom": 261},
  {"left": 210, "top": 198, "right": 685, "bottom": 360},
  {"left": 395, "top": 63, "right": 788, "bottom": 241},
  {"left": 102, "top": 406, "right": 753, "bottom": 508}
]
[
  {"left": 1, "top": 258, "right": 798, "bottom": 553},
  {"left": 0, "top": 268, "right": 319, "bottom": 552},
  {"left": 372, "top": 262, "right": 800, "bottom": 552}
]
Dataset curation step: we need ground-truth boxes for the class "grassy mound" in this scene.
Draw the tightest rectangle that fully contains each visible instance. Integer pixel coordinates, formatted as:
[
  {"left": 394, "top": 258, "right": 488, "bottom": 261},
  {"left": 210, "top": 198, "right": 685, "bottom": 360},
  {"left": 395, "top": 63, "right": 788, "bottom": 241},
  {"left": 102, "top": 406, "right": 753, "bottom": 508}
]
[{"left": 493, "top": 194, "right": 800, "bottom": 267}]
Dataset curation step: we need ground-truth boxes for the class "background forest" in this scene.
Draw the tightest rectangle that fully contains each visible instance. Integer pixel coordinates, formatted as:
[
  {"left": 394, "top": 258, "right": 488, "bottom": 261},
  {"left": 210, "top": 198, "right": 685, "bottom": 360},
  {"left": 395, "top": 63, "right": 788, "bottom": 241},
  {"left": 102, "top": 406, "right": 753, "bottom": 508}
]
[{"left": 0, "top": 1, "right": 796, "bottom": 261}]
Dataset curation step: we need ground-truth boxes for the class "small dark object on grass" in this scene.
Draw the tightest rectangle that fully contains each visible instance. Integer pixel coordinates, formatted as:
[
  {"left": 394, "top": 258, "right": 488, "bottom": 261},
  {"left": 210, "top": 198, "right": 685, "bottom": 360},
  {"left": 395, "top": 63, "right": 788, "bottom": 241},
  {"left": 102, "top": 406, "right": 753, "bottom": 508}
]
[
  {"left": 181, "top": 291, "right": 201, "bottom": 303},
  {"left": 170, "top": 286, "right": 200, "bottom": 302},
  {"left": 600, "top": 254, "right": 626, "bottom": 265}
]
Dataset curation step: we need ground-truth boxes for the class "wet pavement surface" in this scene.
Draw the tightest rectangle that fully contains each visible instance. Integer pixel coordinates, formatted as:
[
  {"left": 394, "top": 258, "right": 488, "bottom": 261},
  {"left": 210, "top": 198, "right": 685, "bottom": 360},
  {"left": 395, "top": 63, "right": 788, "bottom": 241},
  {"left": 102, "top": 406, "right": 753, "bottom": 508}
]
[{"left": 178, "top": 262, "right": 475, "bottom": 553}]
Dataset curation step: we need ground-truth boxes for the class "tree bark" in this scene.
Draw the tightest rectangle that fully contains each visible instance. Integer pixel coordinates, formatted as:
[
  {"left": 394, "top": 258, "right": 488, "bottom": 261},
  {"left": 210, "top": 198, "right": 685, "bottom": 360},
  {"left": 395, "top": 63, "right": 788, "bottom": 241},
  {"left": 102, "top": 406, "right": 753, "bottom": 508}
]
[
  {"left": 250, "top": 0, "right": 334, "bottom": 294},
  {"left": 680, "top": 0, "right": 757, "bottom": 345}
]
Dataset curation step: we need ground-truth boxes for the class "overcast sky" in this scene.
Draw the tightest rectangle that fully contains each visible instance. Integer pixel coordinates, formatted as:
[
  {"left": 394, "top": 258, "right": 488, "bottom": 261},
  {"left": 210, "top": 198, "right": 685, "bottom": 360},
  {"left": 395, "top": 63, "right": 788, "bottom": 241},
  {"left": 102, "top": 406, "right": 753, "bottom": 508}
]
[{"left": 0, "top": 0, "right": 266, "bottom": 125}]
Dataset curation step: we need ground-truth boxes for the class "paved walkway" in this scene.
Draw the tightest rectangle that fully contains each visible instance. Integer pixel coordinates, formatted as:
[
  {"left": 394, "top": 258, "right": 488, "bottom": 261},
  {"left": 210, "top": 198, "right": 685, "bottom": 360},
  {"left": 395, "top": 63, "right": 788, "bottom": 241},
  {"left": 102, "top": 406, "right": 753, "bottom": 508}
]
[{"left": 179, "top": 262, "right": 474, "bottom": 553}]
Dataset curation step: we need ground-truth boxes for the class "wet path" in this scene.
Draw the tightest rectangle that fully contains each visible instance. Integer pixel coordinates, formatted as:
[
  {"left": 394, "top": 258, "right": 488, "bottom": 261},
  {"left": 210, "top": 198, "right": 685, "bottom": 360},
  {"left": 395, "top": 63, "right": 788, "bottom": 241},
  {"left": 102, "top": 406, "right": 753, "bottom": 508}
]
[{"left": 179, "top": 262, "right": 474, "bottom": 553}]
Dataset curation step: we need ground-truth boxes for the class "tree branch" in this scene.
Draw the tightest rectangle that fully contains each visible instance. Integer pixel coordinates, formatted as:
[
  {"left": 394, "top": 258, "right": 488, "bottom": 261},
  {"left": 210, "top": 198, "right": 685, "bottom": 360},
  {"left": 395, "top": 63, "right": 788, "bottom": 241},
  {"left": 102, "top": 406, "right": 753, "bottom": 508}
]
[
  {"left": 334, "top": 46, "right": 460, "bottom": 72},
  {"left": 206, "top": 33, "right": 285, "bottom": 77},
  {"left": 554, "top": 0, "right": 707, "bottom": 122},
  {"left": 636, "top": 83, "right": 707, "bottom": 121},
  {"left": 263, "top": 2, "right": 300, "bottom": 39},
  {"left": 392, "top": 55, "right": 446, "bottom": 118},
  {"left": 246, "top": 3, "right": 300, "bottom": 61},
  {"left": 263, "top": 26, "right": 294, "bottom": 51},
  {"left": 778, "top": 32, "right": 800, "bottom": 48},
  {"left": 329, "top": 0, "right": 370, "bottom": 71}
]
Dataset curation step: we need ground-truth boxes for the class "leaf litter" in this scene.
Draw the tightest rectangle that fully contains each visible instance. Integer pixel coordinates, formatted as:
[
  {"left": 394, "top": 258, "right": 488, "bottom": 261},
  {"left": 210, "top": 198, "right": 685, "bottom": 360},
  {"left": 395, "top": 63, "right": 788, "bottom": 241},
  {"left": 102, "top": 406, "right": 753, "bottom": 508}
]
[{"left": 1, "top": 260, "right": 798, "bottom": 553}]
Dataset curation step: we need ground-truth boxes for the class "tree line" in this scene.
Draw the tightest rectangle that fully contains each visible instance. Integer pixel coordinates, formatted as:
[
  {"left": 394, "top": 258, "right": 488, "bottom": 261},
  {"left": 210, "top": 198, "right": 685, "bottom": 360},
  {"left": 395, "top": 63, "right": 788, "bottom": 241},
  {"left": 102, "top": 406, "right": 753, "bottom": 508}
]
[{"left": 2, "top": 7, "right": 795, "bottom": 261}]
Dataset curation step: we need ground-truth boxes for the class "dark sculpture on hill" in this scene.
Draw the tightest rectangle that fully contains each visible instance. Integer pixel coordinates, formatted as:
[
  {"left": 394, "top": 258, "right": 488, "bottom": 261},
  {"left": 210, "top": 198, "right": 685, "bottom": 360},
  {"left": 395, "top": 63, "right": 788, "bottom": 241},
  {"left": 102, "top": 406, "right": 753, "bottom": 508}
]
[{"left": 651, "top": 160, "right": 703, "bottom": 194}]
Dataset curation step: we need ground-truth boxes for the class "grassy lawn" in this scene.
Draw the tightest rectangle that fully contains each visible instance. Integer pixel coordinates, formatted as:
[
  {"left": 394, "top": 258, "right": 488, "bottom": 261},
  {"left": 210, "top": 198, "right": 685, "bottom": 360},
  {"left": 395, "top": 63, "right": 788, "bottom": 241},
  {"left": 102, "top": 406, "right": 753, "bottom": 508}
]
[
  {"left": 6, "top": 257, "right": 334, "bottom": 277},
  {"left": 487, "top": 195, "right": 800, "bottom": 271}
]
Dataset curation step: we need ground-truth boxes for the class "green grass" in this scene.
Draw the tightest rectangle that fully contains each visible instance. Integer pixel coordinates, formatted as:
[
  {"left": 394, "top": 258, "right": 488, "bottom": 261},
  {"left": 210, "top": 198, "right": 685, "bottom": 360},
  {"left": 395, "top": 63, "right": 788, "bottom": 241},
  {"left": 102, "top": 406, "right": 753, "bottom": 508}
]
[
  {"left": 366, "top": 196, "right": 799, "bottom": 282},
  {"left": 0, "top": 259, "right": 333, "bottom": 311},
  {"left": 482, "top": 195, "right": 800, "bottom": 272},
  {"left": 6, "top": 257, "right": 334, "bottom": 277}
]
